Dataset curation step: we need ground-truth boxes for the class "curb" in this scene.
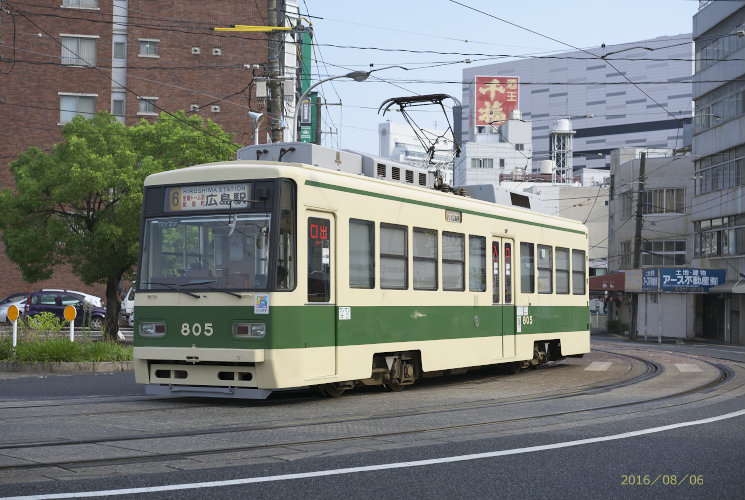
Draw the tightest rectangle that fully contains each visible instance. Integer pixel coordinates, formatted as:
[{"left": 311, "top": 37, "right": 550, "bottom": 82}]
[{"left": 0, "top": 361, "right": 134, "bottom": 374}]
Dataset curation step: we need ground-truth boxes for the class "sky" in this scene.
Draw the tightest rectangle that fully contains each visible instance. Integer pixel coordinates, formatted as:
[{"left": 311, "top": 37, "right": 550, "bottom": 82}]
[{"left": 297, "top": 0, "right": 699, "bottom": 155}]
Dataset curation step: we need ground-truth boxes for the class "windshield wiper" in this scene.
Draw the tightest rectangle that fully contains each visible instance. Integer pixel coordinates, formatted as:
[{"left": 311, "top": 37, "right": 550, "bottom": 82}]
[
  {"left": 142, "top": 281, "right": 201, "bottom": 299},
  {"left": 182, "top": 280, "right": 242, "bottom": 299}
]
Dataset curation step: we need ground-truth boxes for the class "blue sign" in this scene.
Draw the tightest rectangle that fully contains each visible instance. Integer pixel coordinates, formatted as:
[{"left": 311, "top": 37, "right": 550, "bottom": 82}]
[{"left": 659, "top": 268, "right": 726, "bottom": 293}]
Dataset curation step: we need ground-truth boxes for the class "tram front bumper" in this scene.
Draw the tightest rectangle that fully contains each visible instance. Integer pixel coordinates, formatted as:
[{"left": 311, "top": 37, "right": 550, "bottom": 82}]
[{"left": 133, "top": 347, "right": 265, "bottom": 388}]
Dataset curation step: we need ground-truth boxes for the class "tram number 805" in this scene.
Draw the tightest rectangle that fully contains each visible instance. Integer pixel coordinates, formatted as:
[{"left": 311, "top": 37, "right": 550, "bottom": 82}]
[{"left": 181, "top": 323, "right": 214, "bottom": 336}]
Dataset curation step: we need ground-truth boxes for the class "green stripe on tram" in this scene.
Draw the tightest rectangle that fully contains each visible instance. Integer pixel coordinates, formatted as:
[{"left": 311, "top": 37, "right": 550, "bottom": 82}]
[
  {"left": 135, "top": 305, "right": 589, "bottom": 349},
  {"left": 304, "top": 180, "right": 586, "bottom": 235}
]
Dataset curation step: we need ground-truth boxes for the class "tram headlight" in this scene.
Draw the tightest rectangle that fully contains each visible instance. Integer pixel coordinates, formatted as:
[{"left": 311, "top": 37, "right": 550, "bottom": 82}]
[
  {"left": 232, "top": 322, "right": 266, "bottom": 338},
  {"left": 139, "top": 321, "right": 166, "bottom": 338}
]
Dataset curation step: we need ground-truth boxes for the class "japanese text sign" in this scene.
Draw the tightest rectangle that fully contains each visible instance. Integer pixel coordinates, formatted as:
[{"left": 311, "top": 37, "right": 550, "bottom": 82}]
[{"left": 474, "top": 76, "right": 519, "bottom": 126}]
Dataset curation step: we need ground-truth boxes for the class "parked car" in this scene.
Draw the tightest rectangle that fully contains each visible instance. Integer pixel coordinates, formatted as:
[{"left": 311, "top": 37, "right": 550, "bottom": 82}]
[
  {"left": 120, "top": 282, "right": 135, "bottom": 327},
  {"left": 40, "top": 289, "right": 104, "bottom": 308},
  {"left": 25, "top": 291, "right": 106, "bottom": 330},
  {"left": 0, "top": 292, "right": 29, "bottom": 323}
]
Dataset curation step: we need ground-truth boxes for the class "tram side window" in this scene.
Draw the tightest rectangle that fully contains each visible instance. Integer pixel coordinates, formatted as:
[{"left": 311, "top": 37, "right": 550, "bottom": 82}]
[
  {"left": 350, "top": 219, "right": 374, "bottom": 288},
  {"left": 555, "top": 247, "right": 570, "bottom": 294},
  {"left": 469, "top": 236, "right": 486, "bottom": 292},
  {"left": 572, "top": 249, "right": 586, "bottom": 295},
  {"left": 537, "top": 244, "right": 553, "bottom": 294},
  {"left": 443, "top": 232, "right": 465, "bottom": 291},
  {"left": 413, "top": 228, "right": 437, "bottom": 290},
  {"left": 520, "top": 242, "right": 535, "bottom": 293},
  {"left": 308, "top": 218, "right": 331, "bottom": 302},
  {"left": 380, "top": 223, "right": 408, "bottom": 289}
]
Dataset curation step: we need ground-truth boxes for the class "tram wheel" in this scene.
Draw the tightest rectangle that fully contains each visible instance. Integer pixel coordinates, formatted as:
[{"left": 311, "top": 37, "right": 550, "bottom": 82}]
[
  {"left": 384, "top": 382, "right": 406, "bottom": 392},
  {"left": 319, "top": 383, "right": 347, "bottom": 398}
]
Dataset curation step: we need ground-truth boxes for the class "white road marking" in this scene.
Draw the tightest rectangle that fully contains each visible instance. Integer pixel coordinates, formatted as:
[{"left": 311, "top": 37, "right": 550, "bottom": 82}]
[
  {"left": 584, "top": 361, "right": 612, "bottom": 371},
  {"left": 3, "top": 409, "right": 744, "bottom": 500},
  {"left": 675, "top": 363, "right": 704, "bottom": 373}
]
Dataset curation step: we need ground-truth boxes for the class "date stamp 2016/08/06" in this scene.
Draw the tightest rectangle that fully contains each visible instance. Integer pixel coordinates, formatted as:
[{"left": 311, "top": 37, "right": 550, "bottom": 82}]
[{"left": 621, "top": 474, "right": 704, "bottom": 486}]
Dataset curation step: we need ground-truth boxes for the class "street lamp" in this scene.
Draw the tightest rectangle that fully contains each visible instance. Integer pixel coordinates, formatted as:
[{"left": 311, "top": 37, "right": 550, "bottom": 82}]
[{"left": 291, "top": 65, "right": 407, "bottom": 142}]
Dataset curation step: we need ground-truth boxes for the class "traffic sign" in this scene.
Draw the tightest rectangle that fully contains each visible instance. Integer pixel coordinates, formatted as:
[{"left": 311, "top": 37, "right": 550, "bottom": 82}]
[
  {"left": 64, "top": 305, "right": 77, "bottom": 322},
  {"left": 7, "top": 305, "right": 19, "bottom": 322}
]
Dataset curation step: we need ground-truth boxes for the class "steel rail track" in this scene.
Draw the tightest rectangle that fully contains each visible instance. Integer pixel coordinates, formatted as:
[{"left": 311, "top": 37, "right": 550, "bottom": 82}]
[{"left": 0, "top": 348, "right": 739, "bottom": 473}]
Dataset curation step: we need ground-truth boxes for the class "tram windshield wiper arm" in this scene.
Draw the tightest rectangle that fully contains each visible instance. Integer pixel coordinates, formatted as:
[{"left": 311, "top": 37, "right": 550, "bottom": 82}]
[
  {"left": 141, "top": 281, "right": 201, "bottom": 299},
  {"left": 182, "top": 280, "right": 242, "bottom": 299}
]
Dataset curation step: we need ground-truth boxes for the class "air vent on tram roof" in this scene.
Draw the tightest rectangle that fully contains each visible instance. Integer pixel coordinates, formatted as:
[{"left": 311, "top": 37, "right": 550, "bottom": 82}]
[
  {"left": 405, "top": 170, "right": 414, "bottom": 184},
  {"left": 392, "top": 166, "right": 400, "bottom": 181},
  {"left": 377, "top": 163, "right": 386, "bottom": 178}
]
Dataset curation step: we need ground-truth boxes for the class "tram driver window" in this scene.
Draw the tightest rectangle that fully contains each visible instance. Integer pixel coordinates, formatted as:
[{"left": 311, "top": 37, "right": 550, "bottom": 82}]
[{"left": 520, "top": 242, "right": 535, "bottom": 293}]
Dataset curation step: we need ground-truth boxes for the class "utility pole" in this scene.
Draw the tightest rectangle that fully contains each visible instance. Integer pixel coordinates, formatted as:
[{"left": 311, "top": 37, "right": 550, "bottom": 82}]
[
  {"left": 267, "top": 0, "right": 284, "bottom": 142},
  {"left": 630, "top": 151, "right": 646, "bottom": 341}
]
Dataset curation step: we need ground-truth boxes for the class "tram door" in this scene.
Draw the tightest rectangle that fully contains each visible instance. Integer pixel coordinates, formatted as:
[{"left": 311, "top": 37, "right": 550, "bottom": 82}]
[
  {"left": 492, "top": 238, "right": 516, "bottom": 358},
  {"left": 306, "top": 212, "right": 336, "bottom": 376}
]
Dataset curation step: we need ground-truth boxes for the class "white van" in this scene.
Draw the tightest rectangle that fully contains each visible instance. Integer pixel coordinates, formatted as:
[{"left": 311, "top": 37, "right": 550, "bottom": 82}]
[{"left": 120, "top": 283, "right": 135, "bottom": 327}]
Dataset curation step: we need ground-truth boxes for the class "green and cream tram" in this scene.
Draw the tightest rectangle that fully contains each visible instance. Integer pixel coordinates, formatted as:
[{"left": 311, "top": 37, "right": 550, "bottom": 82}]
[{"left": 134, "top": 154, "right": 590, "bottom": 398}]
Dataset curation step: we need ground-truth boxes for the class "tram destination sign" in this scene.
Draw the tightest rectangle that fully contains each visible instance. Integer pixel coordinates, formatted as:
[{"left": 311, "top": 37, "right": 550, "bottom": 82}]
[{"left": 165, "top": 183, "right": 250, "bottom": 212}]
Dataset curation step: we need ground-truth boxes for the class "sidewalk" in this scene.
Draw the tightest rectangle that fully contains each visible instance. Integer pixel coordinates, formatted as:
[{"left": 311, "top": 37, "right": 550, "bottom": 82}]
[{"left": 591, "top": 328, "right": 733, "bottom": 346}]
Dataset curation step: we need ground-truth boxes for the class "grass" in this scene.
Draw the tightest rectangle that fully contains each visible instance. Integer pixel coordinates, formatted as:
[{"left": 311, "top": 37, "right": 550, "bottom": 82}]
[{"left": 0, "top": 337, "right": 133, "bottom": 363}]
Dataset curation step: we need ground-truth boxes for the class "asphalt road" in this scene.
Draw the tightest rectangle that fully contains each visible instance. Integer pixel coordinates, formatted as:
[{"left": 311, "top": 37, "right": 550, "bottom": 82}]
[{"left": 0, "top": 336, "right": 742, "bottom": 500}]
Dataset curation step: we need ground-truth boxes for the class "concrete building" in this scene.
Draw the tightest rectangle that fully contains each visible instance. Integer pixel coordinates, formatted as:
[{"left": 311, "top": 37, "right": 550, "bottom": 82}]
[
  {"left": 606, "top": 147, "right": 696, "bottom": 340},
  {"left": 377, "top": 122, "right": 454, "bottom": 184},
  {"left": 461, "top": 35, "right": 693, "bottom": 173},
  {"left": 454, "top": 110, "right": 533, "bottom": 186},
  {"left": 690, "top": 1, "right": 745, "bottom": 344},
  {"left": 0, "top": 0, "right": 299, "bottom": 299}
]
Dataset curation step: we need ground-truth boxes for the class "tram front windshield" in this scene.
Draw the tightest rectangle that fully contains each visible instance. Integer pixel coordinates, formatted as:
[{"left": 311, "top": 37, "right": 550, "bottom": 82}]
[{"left": 140, "top": 213, "right": 274, "bottom": 291}]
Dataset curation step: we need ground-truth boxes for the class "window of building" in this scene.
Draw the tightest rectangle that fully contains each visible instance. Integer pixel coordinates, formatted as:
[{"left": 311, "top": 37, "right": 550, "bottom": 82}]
[
  {"left": 113, "top": 41, "right": 125, "bottom": 59},
  {"left": 61, "top": 36, "right": 97, "bottom": 66},
  {"left": 695, "top": 23, "right": 745, "bottom": 73},
  {"left": 349, "top": 219, "right": 374, "bottom": 288},
  {"left": 555, "top": 247, "right": 569, "bottom": 294},
  {"left": 471, "top": 158, "right": 494, "bottom": 169},
  {"left": 380, "top": 224, "right": 407, "bottom": 289},
  {"left": 469, "top": 236, "right": 486, "bottom": 292},
  {"left": 59, "top": 93, "right": 95, "bottom": 123},
  {"left": 621, "top": 191, "right": 633, "bottom": 218},
  {"left": 694, "top": 215, "right": 745, "bottom": 257},
  {"left": 413, "top": 228, "right": 437, "bottom": 290},
  {"left": 515, "top": 144, "right": 524, "bottom": 151},
  {"left": 499, "top": 158, "right": 505, "bottom": 168},
  {"left": 520, "top": 242, "right": 535, "bottom": 293},
  {"left": 641, "top": 240, "right": 686, "bottom": 266},
  {"left": 137, "top": 97, "right": 158, "bottom": 115},
  {"left": 112, "top": 99, "right": 124, "bottom": 118},
  {"left": 139, "top": 39, "right": 159, "bottom": 57},
  {"left": 620, "top": 241, "right": 631, "bottom": 269},
  {"left": 537, "top": 244, "right": 552, "bottom": 294},
  {"left": 572, "top": 249, "right": 586, "bottom": 295},
  {"left": 642, "top": 188, "right": 686, "bottom": 214},
  {"left": 442, "top": 232, "right": 465, "bottom": 291},
  {"left": 694, "top": 146, "right": 745, "bottom": 195},
  {"left": 61, "top": 0, "right": 98, "bottom": 8}
]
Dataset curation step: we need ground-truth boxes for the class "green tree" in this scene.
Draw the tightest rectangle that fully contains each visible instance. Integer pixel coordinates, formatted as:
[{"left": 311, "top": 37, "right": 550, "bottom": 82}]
[{"left": 0, "top": 111, "right": 239, "bottom": 339}]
